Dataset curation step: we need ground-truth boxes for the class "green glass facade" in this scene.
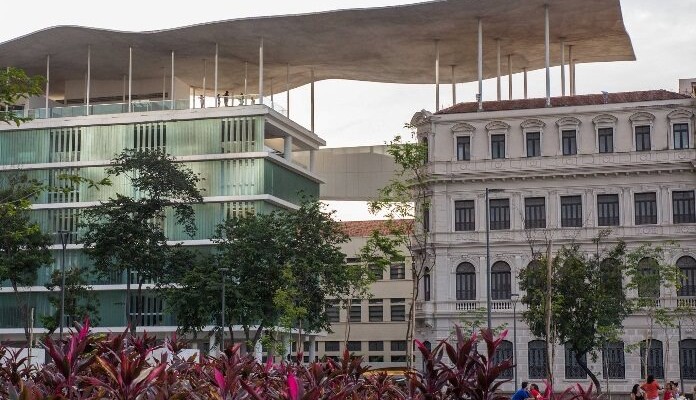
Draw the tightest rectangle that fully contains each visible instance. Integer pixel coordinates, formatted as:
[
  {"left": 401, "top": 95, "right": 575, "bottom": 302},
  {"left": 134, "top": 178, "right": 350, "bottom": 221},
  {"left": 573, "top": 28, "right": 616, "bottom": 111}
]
[{"left": 0, "top": 113, "right": 320, "bottom": 331}]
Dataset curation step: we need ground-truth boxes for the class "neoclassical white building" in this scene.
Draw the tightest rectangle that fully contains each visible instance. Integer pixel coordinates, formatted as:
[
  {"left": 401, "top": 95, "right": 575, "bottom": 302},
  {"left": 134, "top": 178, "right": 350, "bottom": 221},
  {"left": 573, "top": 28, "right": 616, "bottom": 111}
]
[{"left": 413, "top": 90, "right": 696, "bottom": 392}]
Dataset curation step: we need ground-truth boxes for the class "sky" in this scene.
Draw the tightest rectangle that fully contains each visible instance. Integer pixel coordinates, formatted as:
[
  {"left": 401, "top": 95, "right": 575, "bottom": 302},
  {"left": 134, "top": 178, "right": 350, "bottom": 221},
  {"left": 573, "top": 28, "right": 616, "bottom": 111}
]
[{"left": 2, "top": 0, "right": 695, "bottom": 220}]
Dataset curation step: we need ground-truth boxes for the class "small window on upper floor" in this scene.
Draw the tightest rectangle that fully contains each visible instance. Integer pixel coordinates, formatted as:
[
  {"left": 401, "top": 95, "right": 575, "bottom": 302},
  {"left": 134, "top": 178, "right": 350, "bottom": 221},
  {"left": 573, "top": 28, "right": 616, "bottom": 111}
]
[
  {"left": 674, "top": 123, "right": 690, "bottom": 150},
  {"left": 456, "top": 136, "right": 471, "bottom": 161},
  {"left": 489, "top": 198, "right": 510, "bottom": 230},
  {"left": 635, "top": 192, "right": 658, "bottom": 225},
  {"left": 560, "top": 195, "right": 583, "bottom": 227},
  {"left": 562, "top": 130, "right": 577, "bottom": 155},
  {"left": 524, "top": 197, "right": 546, "bottom": 229},
  {"left": 491, "top": 134, "right": 506, "bottom": 159},
  {"left": 597, "top": 194, "right": 620, "bottom": 227},
  {"left": 635, "top": 125, "right": 651, "bottom": 151},
  {"left": 673, "top": 190, "right": 696, "bottom": 224},
  {"left": 526, "top": 132, "right": 541, "bottom": 157},
  {"left": 390, "top": 263, "right": 405, "bottom": 280},
  {"left": 454, "top": 200, "right": 475, "bottom": 231},
  {"left": 598, "top": 127, "right": 614, "bottom": 153}
]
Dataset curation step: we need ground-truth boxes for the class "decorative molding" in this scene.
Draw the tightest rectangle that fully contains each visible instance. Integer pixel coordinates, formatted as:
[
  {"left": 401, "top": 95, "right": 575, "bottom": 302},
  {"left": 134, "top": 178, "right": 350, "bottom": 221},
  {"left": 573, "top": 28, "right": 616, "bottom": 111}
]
[
  {"left": 485, "top": 120, "right": 511, "bottom": 132},
  {"left": 592, "top": 114, "right": 618, "bottom": 125},
  {"left": 520, "top": 118, "right": 546, "bottom": 130},
  {"left": 629, "top": 111, "right": 656, "bottom": 123},
  {"left": 667, "top": 109, "right": 694, "bottom": 120},
  {"left": 411, "top": 110, "right": 433, "bottom": 127},
  {"left": 451, "top": 122, "right": 476, "bottom": 133},
  {"left": 555, "top": 116, "right": 582, "bottom": 127}
]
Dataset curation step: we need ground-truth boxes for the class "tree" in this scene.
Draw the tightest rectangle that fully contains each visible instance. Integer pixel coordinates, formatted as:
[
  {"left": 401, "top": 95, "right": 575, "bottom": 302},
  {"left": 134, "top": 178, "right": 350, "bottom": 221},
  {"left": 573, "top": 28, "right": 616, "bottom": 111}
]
[
  {"left": 40, "top": 266, "right": 100, "bottom": 335},
  {"left": 519, "top": 238, "right": 631, "bottom": 392},
  {"left": 0, "top": 67, "right": 44, "bottom": 126},
  {"left": 361, "top": 132, "right": 432, "bottom": 368},
  {"left": 80, "top": 148, "right": 203, "bottom": 332}
]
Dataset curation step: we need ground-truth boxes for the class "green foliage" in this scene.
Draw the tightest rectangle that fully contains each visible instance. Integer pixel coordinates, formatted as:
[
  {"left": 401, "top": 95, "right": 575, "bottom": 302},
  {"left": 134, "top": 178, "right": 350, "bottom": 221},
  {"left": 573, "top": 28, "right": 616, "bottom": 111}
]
[
  {"left": 458, "top": 308, "right": 508, "bottom": 338},
  {"left": 40, "top": 266, "right": 101, "bottom": 335},
  {"left": 0, "top": 67, "right": 44, "bottom": 126}
]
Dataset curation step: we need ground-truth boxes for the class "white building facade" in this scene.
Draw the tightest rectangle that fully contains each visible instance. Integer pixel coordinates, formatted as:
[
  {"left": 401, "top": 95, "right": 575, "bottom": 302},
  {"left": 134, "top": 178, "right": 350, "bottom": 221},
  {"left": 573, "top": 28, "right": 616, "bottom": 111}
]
[{"left": 414, "top": 90, "right": 696, "bottom": 392}]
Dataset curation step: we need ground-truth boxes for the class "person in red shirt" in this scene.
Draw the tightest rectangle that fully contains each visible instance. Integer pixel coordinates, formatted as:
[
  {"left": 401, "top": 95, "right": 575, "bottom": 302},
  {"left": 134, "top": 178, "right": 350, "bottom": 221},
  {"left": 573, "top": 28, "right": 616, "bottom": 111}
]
[
  {"left": 530, "top": 383, "right": 543, "bottom": 400},
  {"left": 641, "top": 375, "right": 662, "bottom": 400},
  {"left": 663, "top": 382, "right": 674, "bottom": 400}
]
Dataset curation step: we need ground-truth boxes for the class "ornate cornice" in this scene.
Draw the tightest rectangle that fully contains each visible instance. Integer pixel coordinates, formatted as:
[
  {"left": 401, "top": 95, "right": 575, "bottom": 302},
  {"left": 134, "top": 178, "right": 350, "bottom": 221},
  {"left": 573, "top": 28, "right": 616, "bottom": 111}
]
[
  {"left": 485, "top": 120, "right": 511, "bottom": 132},
  {"left": 667, "top": 108, "right": 694, "bottom": 120},
  {"left": 556, "top": 116, "right": 582, "bottom": 127},
  {"left": 411, "top": 110, "right": 433, "bottom": 127},
  {"left": 629, "top": 111, "right": 656, "bottom": 123},
  {"left": 451, "top": 122, "right": 476, "bottom": 133},
  {"left": 592, "top": 114, "right": 618, "bottom": 125},
  {"left": 520, "top": 118, "right": 546, "bottom": 130}
]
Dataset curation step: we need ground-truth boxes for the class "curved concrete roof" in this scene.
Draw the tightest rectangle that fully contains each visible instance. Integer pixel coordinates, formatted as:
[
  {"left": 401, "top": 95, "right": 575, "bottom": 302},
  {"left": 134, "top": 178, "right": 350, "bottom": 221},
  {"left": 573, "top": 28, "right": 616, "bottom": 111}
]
[{"left": 0, "top": 0, "right": 634, "bottom": 96}]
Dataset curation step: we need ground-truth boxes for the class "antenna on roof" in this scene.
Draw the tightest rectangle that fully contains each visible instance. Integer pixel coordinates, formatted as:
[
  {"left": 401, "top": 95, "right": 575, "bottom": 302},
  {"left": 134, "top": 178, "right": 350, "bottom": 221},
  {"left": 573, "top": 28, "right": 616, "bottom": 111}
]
[{"left": 601, "top": 91, "right": 609, "bottom": 104}]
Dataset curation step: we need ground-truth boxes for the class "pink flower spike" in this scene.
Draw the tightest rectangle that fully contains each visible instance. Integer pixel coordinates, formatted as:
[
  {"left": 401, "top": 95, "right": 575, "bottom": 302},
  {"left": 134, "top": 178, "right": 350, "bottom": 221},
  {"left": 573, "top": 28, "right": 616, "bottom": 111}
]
[
  {"left": 214, "top": 368, "right": 225, "bottom": 390},
  {"left": 414, "top": 339, "right": 427, "bottom": 353},
  {"left": 288, "top": 372, "right": 299, "bottom": 400}
]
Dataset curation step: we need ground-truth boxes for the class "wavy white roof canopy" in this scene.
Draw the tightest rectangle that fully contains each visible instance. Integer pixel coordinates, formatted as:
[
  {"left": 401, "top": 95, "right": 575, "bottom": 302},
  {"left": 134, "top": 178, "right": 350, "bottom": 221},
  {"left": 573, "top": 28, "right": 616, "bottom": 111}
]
[{"left": 0, "top": 0, "right": 634, "bottom": 97}]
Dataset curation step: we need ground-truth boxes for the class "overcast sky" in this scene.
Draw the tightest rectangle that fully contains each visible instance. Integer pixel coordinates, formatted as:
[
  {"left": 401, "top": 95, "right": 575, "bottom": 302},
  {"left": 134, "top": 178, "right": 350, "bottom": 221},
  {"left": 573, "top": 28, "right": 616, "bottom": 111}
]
[{"left": 2, "top": 0, "right": 695, "bottom": 220}]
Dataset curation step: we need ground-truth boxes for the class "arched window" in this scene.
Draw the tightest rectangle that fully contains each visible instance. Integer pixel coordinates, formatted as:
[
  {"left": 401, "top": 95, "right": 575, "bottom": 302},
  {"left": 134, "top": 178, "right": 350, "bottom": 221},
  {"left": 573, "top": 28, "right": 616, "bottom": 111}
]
[
  {"left": 640, "top": 339, "right": 664, "bottom": 379},
  {"left": 456, "top": 263, "right": 476, "bottom": 300},
  {"left": 491, "top": 261, "right": 511, "bottom": 300},
  {"left": 564, "top": 343, "right": 587, "bottom": 379},
  {"left": 600, "top": 258, "right": 623, "bottom": 294},
  {"left": 528, "top": 340, "right": 547, "bottom": 379},
  {"left": 525, "top": 260, "right": 543, "bottom": 288},
  {"left": 603, "top": 341, "right": 626, "bottom": 379},
  {"left": 680, "top": 339, "right": 696, "bottom": 379},
  {"left": 494, "top": 340, "right": 513, "bottom": 379},
  {"left": 423, "top": 272, "right": 431, "bottom": 301},
  {"left": 677, "top": 256, "right": 696, "bottom": 297},
  {"left": 638, "top": 257, "right": 660, "bottom": 298}
]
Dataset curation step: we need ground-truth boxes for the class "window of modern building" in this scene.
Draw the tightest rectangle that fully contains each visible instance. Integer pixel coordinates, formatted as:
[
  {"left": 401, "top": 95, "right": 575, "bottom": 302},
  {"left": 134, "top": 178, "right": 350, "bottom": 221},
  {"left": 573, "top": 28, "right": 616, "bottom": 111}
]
[
  {"left": 347, "top": 341, "right": 362, "bottom": 352},
  {"left": 349, "top": 301, "right": 362, "bottom": 322},
  {"left": 524, "top": 197, "right": 546, "bottom": 229},
  {"left": 454, "top": 200, "right": 475, "bottom": 231},
  {"left": 368, "top": 299, "right": 383, "bottom": 322},
  {"left": 677, "top": 256, "right": 696, "bottom": 297},
  {"left": 494, "top": 340, "right": 514, "bottom": 379},
  {"left": 390, "top": 263, "right": 405, "bottom": 280},
  {"left": 369, "top": 264, "right": 383, "bottom": 280},
  {"left": 325, "top": 341, "right": 340, "bottom": 352},
  {"left": 368, "top": 355, "right": 384, "bottom": 363},
  {"left": 390, "top": 299, "right": 405, "bottom": 321},
  {"left": 638, "top": 258, "right": 660, "bottom": 299},
  {"left": 673, "top": 190, "right": 696, "bottom": 224},
  {"left": 598, "top": 127, "right": 614, "bottom": 153},
  {"left": 560, "top": 195, "right": 583, "bottom": 227},
  {"left": 326, "top": 300, "right": 340, "bottom": 323},
  {"left": 391, "top": 340, "right": 407, "bottom": 352},
  {"left": 491, "top": 134, "right": 506, "bottom": 159},
  {"left": 674, "top": 123, "right": 690, "bottom": 150},
  {"left": 640, "top": 339, "right": 664, "bottom": 379},
  {"left": 680, "top": 339, "right": 696, "bottom": 380},
  {"left": 528, "top": 340, "right": 548, "bottom": 379},
  {"left": 369, "top": 341, "right": 384, "bottom": 352},
  {"left": 457, "top": 136, "right": 471, "bottom": 161},
  {"left": 391, "top": 355, "right": 407, "bottom": 362},
  {"left": 635, "top": 125, "right": 651, "bottom": 151},
  {"left": 489, "top": 198, "right": 510, "bottom": 230},
  {"left": 597, "top": 194, "right": 620, "bottom": 226},
  {"left": 526, "top": 132, "right": 541, "bottom": 157},
  {"left": 491, "top": 261, "right": 511, "bottom": 300},
  {"left": 565, "top": 343, "right": 588, "bottom": 379},
  {"left": 603, "top": 342, "right": 626, "bottom": 379},
  {"left": 456, "top": 263, "right": 476, "bottom": 301},
  {"left": 423, "top": 272, "right": 431, "bottom": 301},
  {"left": 635, "top": 192, "right": 657, "bottom": 225},
  {"left": 562, "top": 130, "right": 577, "bottom": 155}
]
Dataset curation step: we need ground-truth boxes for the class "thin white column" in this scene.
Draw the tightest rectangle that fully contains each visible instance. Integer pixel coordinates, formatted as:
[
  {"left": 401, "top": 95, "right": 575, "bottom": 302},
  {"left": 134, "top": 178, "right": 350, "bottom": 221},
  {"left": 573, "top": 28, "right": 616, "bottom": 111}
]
[
  {"left": 523, "top": 67, "right": 528, "bottom": 99},
  {"left": 45, "top": 55, "right": 50, "bottom": 117},
  {"left": 128, "top": 46, "right": 132, "bottom": 112},
  {"left": 507, "top": 54, "right": 512, "bottom": 100},
  {"left": 560, "top": 40, "right": 566, "bottom": 96},
  {"left": 202, "top": 59, "right": 207, "bottom": 108},
  {"left": 569, "top": 45, "right": 575, "bottom": 95},
  {"left": 451, "top": 65, "right": 456, "bottom": 105},
  {"left": 309, "top": 150, "right": 316, "bottom": 173},
  {"left": 122, "top": 74, "right": 126, "bottom": 103},
  {"left": 284, "top": 135, "right": 293, "bottom": 161},
  {"left": 270, "top": 78, "right": 274, "bottom": 108},
  {"left": 477, "top": 18, "right": 483, "bottom": 111},
  {"left": 171, "top": 51, "right": 175, "bottom": 102},
  {"left": 310, "top": 69, "right": 315, "bottom": 132},
  {"left": 258, "top": 37, "right": 264, "bottom": 105},
  {"left": 286, "top": 63, "right": 290, "bottom": 118},
  {"left": 544, "top": 4, "right": 551, "bottom": 107},
  {"left": 214, "top": 43, "right": 219, "bottom": 107},
  {"left": 496, "top": 39, "right": 501, "bottom": 101},
  {"left": 434, "top": 40, "right": 440, "bottom": 111},
  {"left": 244, "top": 61, "right": 248, "bottom": 98},
  {"left": 162, "top": 72, "right": 166, "bottom": 102},
  {"left": 86, "top": 45, "right": 91, "bottom": 115}
]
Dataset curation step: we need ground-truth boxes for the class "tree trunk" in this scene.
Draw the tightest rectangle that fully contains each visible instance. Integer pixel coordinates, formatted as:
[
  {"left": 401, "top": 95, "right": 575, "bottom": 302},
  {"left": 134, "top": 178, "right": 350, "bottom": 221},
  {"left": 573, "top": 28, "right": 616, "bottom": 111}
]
[
  {"left": 135, "top": 279, "right": 144, "bottom": 333},
  {"left": 297, "top": 319, "right": 303, "bottom": 363},
  {"left": 242, "top": 326, "right": 251, "bottom": 355},
  {"left": 406, "top": 273, "right": 418, "bottom": 370},
  {"left": 12, "top": 282, "right": 30, "bottom": 343},
  {"left": 545, "top": 241, "right": 554, "bottom": 387},
  {"left": 576, "top": 350, "right": 601, "bottom": 393}
]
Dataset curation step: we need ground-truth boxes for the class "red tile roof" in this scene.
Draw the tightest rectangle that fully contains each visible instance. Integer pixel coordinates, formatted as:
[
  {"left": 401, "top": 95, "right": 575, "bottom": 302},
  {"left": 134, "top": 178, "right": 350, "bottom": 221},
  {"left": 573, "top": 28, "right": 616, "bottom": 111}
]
[
  {"left": 436, "top": 90, "right": 691, "bottom": 115},
  {"left": 339, "top": 220, "right": 413, "bottom": 237}
]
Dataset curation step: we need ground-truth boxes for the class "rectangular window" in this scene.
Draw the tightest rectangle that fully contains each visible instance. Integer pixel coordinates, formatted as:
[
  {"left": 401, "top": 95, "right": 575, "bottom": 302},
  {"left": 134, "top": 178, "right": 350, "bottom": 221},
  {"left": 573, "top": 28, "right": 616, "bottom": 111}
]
[
  {"left": 598, "top": 127, "right": 614, "bottom": 153},
  {"left": 390, "top": 299, "right": 405, "bottom": 321},
  {"left": 562, "top": 130, "right": 577, "bottom": 155},
  {"left": 347, "top": 341, "right": 361, "bottom": 352},
  {"left": 635, "top": 125, "right": 651, "bottom": 151},
  {"left": 526, "top": 132, "right": 541, "bottom": 157},
  {"left": 325, "top": 341, "right": 339, "bottom": 352},
  {"left": 635, "top": 192, "right": 657, "bottom": 225},
  {"left": 561, "top": 195, "right": 583, "bottom": 227},
  {"left": 368, "top": 355, "right": 384, "bottom": 362},
  {"left": 349, "top": 301, "right": 361, "bottom": 322},
  {"left": 390, "top": 264, "right": 405, "bottom": 280},
  {"left": 368, "top": 299, "right": 383, "bottom": 322},
  {"left": 489, "top": 198, "right": 510, "bottom": 230},
  {"left": 423, "top": 206, "right": 430, "bottom": 233},
  {"left": 369, "top": 341, "right": 384, "bottom": 352},
  {"left": 391, "top": 341, "right": 407, "bottom": 352},
  {"left": 369, "top": 264, "right": 383, "bottom": 280},
  {"left": 597, "top": 194, "right": 620, "bottom": 227},
  {"left": 391, "top": 355, "right": 407, "bottom": 362},
  {"left": 603, "top": 342, "right": 626, "bottom": 379},
  {"left": 565, "top": 344, "right": 588, "bottom": 379},
  {"left": 673, "top": 191, "right": 696, "bottom": 224},
  {"left": 454, "top": 200, "right": 475, "bottom": 231},
  {"left": 491, "top": 134, "right": 506, "bottom": 159},
  {"left": 326, "top": 300, "right": 340, "bottom": 323},
  {"left": 524, "top": 197, "right": 546, "bottom": 229},
  {"left": 457, "top": 136, "right": 471, "bottom": 161},
  {"left": 674, "top": 123, "right": 690, "bottom": 149},
  {"left": 423, "top": 273, "right": 431, "bottom": 301}
]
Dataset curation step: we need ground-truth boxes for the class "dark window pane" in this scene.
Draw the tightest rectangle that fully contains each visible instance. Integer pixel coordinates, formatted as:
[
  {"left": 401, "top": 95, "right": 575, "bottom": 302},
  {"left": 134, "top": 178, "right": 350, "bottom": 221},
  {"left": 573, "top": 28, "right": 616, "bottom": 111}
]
[
  {"left": 638, "top": 258, "right": 660, "bottom": 299},
  {"left": 562, "top": 130, "right": 577, "bottom": 155},
  {"left": 368, "top": 355, "right": 384, "bottom": 362},
  {"left": 455, "top": 200, "right": 475, "bottom": 231},
  {"left": 369, "top": 264, "right": 383, "bottom": 280},
  {"left": 597, "top": 194, "right": 620, "bottom": 226},
  {"left": 640, "top": 340, "right": 664, "bottom": 379},
  {"left": 673, "top": 191, "right": 696, "bottom": 224},
  {"left": 347, "top": 341, "right": 361, "bottom": 352},
  {"left": 325, "top": 341, "right": 340, "bottom": 352},
  {"left": 674, "top": 123, "right": 689, "bottom": 150},
  {"left": 635, "top": 125, "right": 651, "bottom": 151},
  {"left": 390, "top": 355, "right": 407, "bottom": 362},
  {"left": 423, "top": 273, "right": 431, "bottom": 301},
  {"left": 681, "top": 339, "right": 696, "bottom": 379},
  {"left": 494, "top": 341, "right": 514, "bottom": 379},
  {"left": 561, "top": 195, "right": 583, "bottom": 227},
  {"left": 390, "top": 264, "right": 405, "bottom": 280},
  {"left": 525, "top": 197, "right": 546, "bottom": 229},
  {"left": 526, "top": 132, "right": 541, "bottom": 157},
  {"left": 369, "top": 341, "right": 384, "bottom": 351},
  {"left": 326, "top": 300, "right": 340, "bottom": 323},
  {"left": 528, "top": 340, "right": 548, "bottom": 379},
  {"left": 598, "top": 127, "right": 614, "bottom": 153},
  {"left": 491, "top": 134, "right": 506, "bottom": 159},
  {"left": 489, "top": 198, "right": 510, "bottom": 230},
  {"left": 603, "top": 342, "right": 626, "bottom": 379},
  {"left": 391, "top": 341, "right": 407, "bottom": 352},
  {"left": 635, "top": 192, "right": 657, "bottom": 225},
  {"left": 565, "top": 343, "right": 588, "bottom": 379},
  {"left": 677, "top": 256, "right": 696, "bottom": 297},
  {"left": 457, "top": 136, "right": 471, "bottom": 161},
  {"left": 349, "top": 302, "right": 361, "bottom": 322},
  {"left": 390, "top": 299, "right": 405, "bottom": 321},
  {"left": 491, "top": 261, "right": 511, "bottom": 300},
  {"left": 456, "top": 263, "right": 476, "bottom": 300},
  {"left": 369, "top": 304, "right": 383, "bottom": 322}
]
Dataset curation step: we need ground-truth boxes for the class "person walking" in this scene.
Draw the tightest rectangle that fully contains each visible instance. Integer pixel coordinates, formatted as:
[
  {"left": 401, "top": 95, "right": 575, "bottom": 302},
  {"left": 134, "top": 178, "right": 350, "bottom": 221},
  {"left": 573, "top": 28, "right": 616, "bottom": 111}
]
[
  {"left": 642, "top": 375, "right": 662, "bottom": 400},
  {"left": 632, "top": 384, "right": 646, "bottom": 400},
  {"left": 223, "top": 90, "right": 230, "bottom": 106},
  {"left": 511, "top": 382, "right": 530, "bottom": 400}
]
